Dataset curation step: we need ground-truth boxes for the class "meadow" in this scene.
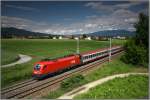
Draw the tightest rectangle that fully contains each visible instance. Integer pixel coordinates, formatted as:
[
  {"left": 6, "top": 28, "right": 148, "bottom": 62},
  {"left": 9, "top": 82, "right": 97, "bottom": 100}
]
[
  {"left": 1, "top": 39, "right": 126, "bottom": 65},
  {"left": 1, "top": 39, "right": 126, "bottom": 88},
  {"left": 74, "top": 75, "right": 148, "bottom": 99}
]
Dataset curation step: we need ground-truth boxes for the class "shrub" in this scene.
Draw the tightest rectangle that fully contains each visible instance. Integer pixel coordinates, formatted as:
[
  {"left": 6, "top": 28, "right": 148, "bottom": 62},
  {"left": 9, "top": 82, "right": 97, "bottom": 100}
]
[
  {"left": 61, "top": 74, "right": 85, "bottom": 91},
  {"left": 121, "top": 13, "right": 148, "bottom": 67},
  {"left": 121, "top": 39, "right": 148, "bottom": 67}
]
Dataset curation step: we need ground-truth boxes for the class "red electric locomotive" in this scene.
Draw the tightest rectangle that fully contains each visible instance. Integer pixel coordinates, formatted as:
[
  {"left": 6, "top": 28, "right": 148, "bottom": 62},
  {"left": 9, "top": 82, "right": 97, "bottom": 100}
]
[
  {"left": 32, "top": 46, "right": 123, "bottom": 79},
  {"left": 32, "top": 54, "right": 81, "bottom": 79}
]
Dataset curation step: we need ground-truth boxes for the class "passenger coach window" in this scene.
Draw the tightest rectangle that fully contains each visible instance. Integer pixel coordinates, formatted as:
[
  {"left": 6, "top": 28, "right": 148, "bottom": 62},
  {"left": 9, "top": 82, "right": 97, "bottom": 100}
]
[{"left": 85, "top": 56, "right": 87, "bottom": 59}]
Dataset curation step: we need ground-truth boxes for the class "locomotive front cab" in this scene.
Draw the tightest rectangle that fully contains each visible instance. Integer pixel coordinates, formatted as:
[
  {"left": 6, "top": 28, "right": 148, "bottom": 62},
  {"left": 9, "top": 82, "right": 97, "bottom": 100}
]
[{"left": 33, "top": 64, "right": 46, "bottom": 79}]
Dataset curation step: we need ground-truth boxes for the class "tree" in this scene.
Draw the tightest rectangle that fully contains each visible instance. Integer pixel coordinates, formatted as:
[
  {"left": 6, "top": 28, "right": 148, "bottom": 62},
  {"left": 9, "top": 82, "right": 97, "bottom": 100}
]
[
  {"left": 134, "top": 13, "right": 149, "bottom": 48},
  {"left": 82, "top": 34, "right": 87, "bottom": 39},
  {"left": 121, "top": 13, "right": 148, "bottom": 67}
]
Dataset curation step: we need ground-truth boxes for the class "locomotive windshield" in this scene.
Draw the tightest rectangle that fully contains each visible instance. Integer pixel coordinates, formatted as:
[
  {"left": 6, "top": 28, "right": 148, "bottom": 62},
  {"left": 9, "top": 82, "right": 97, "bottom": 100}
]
[{"left": 34, "top": 64, "right": 41, "bottom": 70}]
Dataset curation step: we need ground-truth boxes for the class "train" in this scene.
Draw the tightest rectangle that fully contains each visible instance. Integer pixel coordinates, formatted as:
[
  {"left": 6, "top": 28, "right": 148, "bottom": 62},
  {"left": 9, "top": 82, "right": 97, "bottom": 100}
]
[{"left": 32, "top": 46, "right": 123, "bottom": 79}]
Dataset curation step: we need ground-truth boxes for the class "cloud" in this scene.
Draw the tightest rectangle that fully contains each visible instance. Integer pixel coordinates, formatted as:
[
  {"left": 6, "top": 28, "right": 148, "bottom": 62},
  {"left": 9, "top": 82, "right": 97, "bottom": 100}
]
[
  {"left": 82, "top": 8, "right": 138, "bottom": 32},
  {"left": 2, "top": 13, "right": 137, "bottom": 35},
  {"left": 111, "top": 9, "right": 138, "bottom": 18},
  {"left": 115, "top": 1, "right": 142, "bottom": 9},
  {"left": 84, "top": 2, "right": 139, "bottom": 32},
  {"left": 5, "top": 5, "right": 39, "bottom": 12},
  {"left": 85, "top": 2, "right": 115, "bottom": 13},
  {"left": 1, "top": 16, "right": 34, "bottom": 29},
  {"left": 85, "top": 23, "right": 98, "bottom": 28},
  {"left": 85, "top": 1, "right": 146, "bottom": 13},
  {"left": 124, "top": 18, "right": 137, "bottom": 23},
  {"left": 1, "top": 1, "right": 147, "bottom": 35},
  {"left": 1, "top": 16, "right": 48, "bottom": 31},
  {"left": 2, "top": 1, "right": 147, "bottom": 35}
]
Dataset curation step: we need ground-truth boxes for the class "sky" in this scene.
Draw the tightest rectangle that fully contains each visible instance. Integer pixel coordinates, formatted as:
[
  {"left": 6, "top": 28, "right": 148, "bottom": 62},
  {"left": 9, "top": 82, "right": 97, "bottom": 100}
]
[{"left": 1, "top": 1, "right": 149, "bottom": 35}]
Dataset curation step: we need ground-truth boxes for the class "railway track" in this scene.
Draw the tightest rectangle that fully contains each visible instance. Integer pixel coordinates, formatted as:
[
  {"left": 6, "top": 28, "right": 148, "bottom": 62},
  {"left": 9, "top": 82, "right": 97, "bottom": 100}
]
[{"left": 1, "top": 50, "right": 123, "bottom": 99}]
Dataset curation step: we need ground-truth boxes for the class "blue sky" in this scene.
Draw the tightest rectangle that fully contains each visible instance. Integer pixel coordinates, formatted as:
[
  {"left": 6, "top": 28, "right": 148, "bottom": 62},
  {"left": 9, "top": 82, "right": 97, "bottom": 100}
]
[{"left": 1, "top": 1, "right": 149, "bottom": 35}]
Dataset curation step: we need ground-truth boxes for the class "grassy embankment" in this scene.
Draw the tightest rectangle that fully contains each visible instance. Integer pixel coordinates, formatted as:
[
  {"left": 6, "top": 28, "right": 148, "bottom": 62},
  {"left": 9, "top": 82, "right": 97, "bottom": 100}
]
[
  {"left": 44, "top": 55, "right": 148, "bottom": 99},
  {"left": 74, "top": 75, "right": 148, "bottom": 99},
  {"left": 1, "top": 39, "right": 126, "bottom": 88},
  {"left": 2, "top": 50, "right": 19, "bottom": 65}
]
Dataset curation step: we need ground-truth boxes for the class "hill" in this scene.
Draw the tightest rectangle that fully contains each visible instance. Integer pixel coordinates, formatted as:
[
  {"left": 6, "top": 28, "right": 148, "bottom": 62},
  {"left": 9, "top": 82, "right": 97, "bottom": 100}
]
[
  {"left": 1, "top": 27, "right": 52, "bottom": 38},
  {"left": 88, "top": 30, "right": 135, "bottom": 37}
]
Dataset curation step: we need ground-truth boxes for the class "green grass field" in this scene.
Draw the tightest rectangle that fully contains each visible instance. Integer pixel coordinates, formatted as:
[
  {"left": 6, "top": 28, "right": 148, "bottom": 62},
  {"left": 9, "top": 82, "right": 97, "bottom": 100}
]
[
  {"left": 44, "top": 55, "right": 148, "bottom": 99},
  {"left": 74, "top": 75, "right": 148, "bottom": 99},
  {"left": 1, "top": 39, "right": 126, "bottom": 65},
  {"left": 1, "top": 39, "right": 126, "bottom": 88},
  {"left": 2, "top": 50, "right": 19, "bottom": 65}
]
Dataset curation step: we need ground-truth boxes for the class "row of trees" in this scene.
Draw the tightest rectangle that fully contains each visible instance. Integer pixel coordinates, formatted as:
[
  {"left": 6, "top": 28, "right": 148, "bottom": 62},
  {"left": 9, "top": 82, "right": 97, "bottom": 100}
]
[{"left": 121, "top": 13, "right": 148, "bottom": 67}]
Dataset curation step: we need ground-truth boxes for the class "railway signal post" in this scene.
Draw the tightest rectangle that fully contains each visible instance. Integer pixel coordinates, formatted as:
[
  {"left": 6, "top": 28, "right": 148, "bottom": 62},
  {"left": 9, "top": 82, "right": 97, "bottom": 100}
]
[
  {"left": 109, "top": 37, "right": 112, "bottom": 62},
  {"left": 76, "top": 37, "right": 80, "bottom": 54}
]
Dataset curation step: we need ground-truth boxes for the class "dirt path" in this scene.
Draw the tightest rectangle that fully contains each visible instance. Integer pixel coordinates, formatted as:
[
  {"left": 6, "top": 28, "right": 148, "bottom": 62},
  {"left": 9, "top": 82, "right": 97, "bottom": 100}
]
[
  {"left": 58, "top": 73, "right": 148, "bottom": 99},
  {"left": 1, "top": 54, "right": 32, "bottom": 67}
]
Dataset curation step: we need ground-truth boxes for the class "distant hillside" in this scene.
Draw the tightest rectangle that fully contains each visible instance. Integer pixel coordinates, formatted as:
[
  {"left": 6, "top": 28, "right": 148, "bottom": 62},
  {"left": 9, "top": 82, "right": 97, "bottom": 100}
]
[
  {"left": 1, "top": 27, "right": 52, "bottom": 38},
  {"left": 1, "top": 27, "right": 135, "bottom": 39},
  {"left": 88, "top": 30, "right": 135, "bottom": 37}
]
